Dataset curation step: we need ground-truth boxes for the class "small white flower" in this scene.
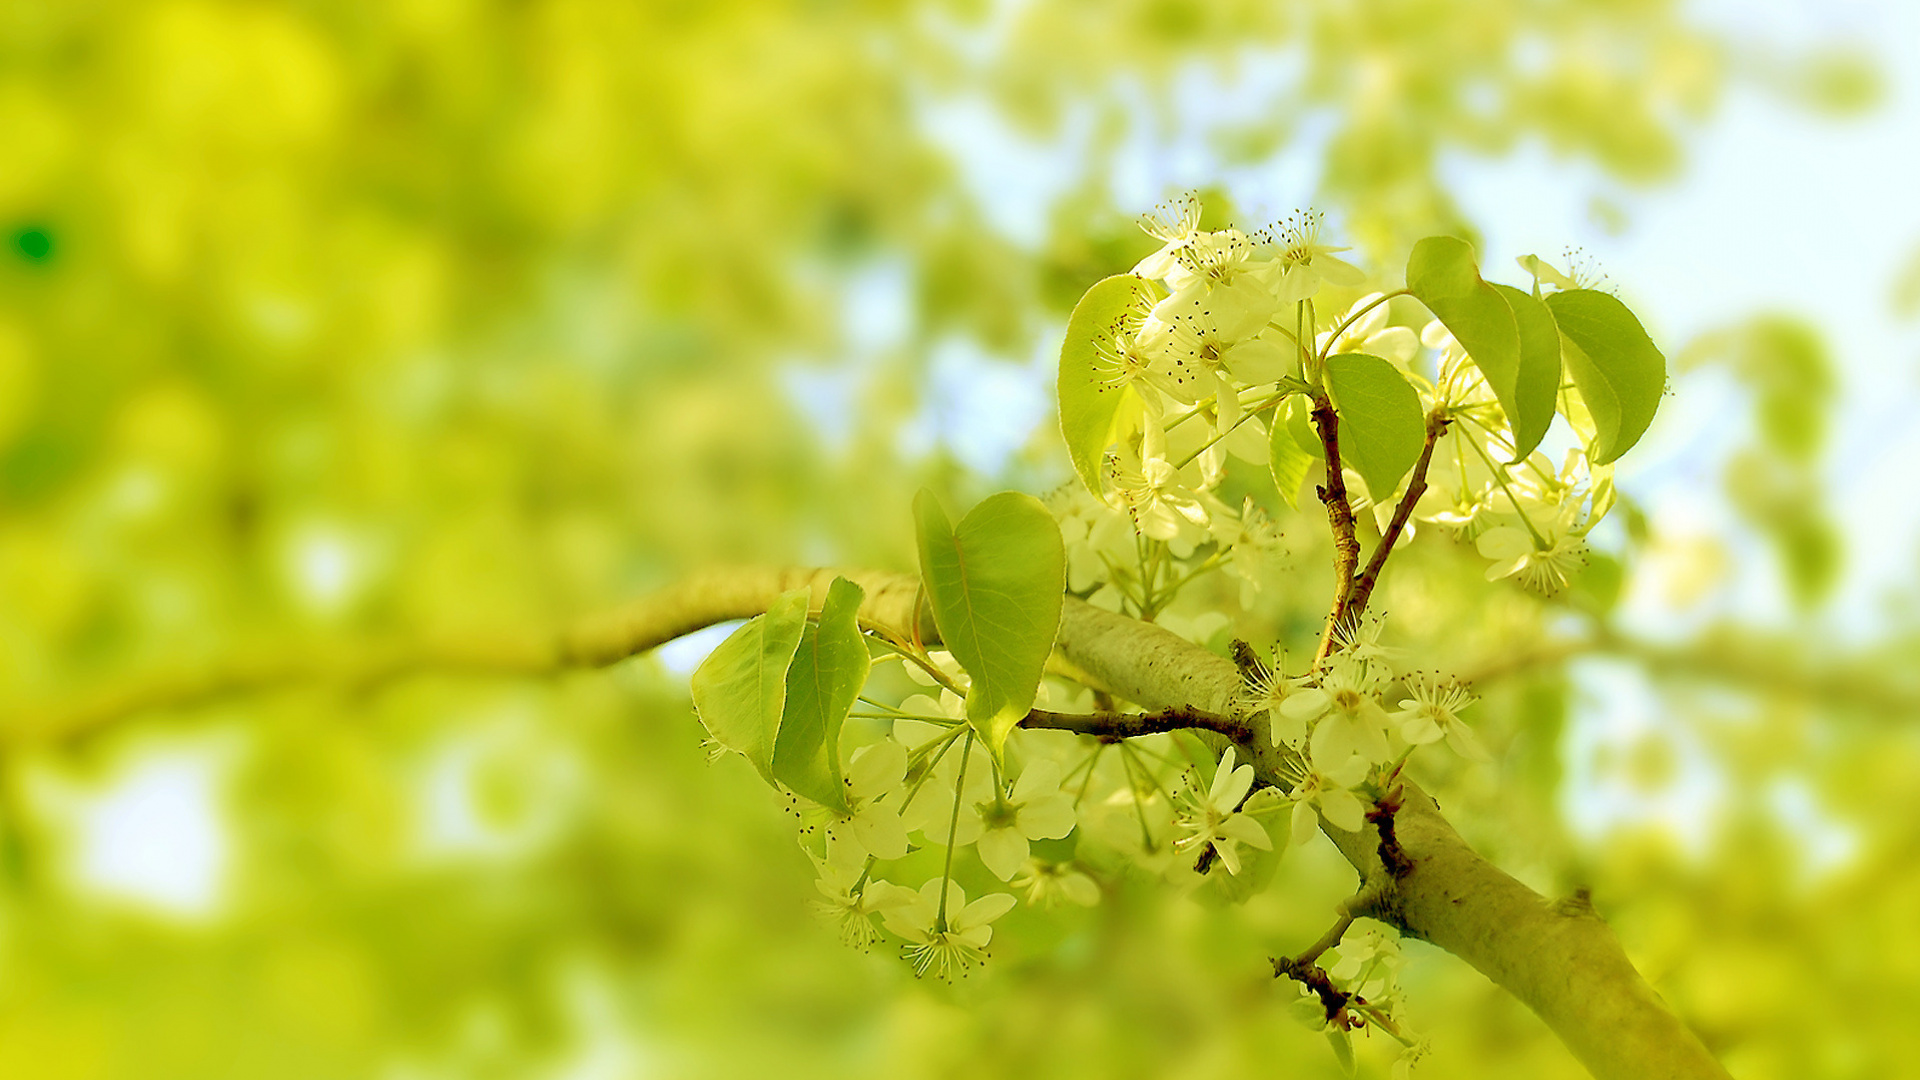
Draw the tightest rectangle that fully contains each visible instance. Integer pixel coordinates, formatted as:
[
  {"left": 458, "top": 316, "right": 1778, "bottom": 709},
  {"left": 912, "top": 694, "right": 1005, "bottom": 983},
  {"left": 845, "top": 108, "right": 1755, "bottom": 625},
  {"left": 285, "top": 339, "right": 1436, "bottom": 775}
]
[
  {"left": 1103, "top": 446, "right": 1210, "bottom": 542},
  {"left": 1265, "top": 209, "right": 1365, "bottom": 302},
  {"left": 879, "top": 879, "right": 1017, "bottom": 979},
  {"left": 809, "top": 845, "right": 912, "bottom": 950},
  {"left": 973, "top": 759, "right": 1078, "bottom": 880},
  {"left": 1476, "top": 503, "right": 1588, "bottom": 595},
  {"left": 1207, "top": 495, "right": 1287, "bottom": 606},
  {"left": 1317, "top": 292, "right": 1420, "bottom": 367},
  {"left": 1133, "top": 193, "right": 1204, "bottom": 280},
  {"left": 823, "top": 740, "right": 912, "bottom": 861},
  {"left": 1284, "top": 755, "right": 1370, "bottom": 843},
  {"left": 1281, "top": 656, "right": 1394, "bottom": 769},
  {"left": 1173, "top": 747, "right": 1273, "bottom": 875},
  {"left": 1392, "top": 674, "right": 1487, "bottom": 761}
]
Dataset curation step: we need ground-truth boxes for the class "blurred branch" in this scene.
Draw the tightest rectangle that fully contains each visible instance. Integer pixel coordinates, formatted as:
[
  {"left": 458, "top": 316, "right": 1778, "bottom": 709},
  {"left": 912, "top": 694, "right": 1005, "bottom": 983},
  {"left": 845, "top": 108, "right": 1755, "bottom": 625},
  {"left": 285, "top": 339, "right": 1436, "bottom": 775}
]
[
  {"left": 1457, "top": 625, "right": 1920, "bottom": 717},
  {"left": 6, "top": 564, "right": 1733, "bottom": 1076},
  {"left": 1, "top": 566, "right": 930, "bottom": 748}
]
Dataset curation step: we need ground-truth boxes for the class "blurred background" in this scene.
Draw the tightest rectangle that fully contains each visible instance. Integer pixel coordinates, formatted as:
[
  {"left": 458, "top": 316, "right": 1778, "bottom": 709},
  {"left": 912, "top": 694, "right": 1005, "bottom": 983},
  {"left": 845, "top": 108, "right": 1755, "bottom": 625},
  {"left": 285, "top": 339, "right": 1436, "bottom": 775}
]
[{"left": 1, "top": 0, "right": 1917, "bottom": 1077}]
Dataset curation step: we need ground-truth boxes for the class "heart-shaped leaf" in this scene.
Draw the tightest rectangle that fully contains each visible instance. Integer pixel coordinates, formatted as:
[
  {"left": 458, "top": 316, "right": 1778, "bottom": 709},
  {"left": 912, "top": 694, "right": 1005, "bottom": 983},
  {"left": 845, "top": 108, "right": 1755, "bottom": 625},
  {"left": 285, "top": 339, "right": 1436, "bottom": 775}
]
[
  {"left": 1407, "top": 236, "right": 1524, "bottom": 424},
  {"left": 914, "top": 490, "right": 1066, "bottom": 756}
]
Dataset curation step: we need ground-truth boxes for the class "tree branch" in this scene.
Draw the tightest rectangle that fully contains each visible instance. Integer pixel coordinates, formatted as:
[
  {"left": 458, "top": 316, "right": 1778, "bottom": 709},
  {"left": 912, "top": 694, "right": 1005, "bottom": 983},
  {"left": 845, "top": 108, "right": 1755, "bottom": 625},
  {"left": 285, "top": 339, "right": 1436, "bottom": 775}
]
[
  {"left": 1340, "top": 409, "right": 1450, "bottom": 626},
  {"left": 1310, "top": 392, "right": 1362, "bottom": 666},
  {"left": 1020, "top": 706, "right": 1255, "bottom": 745}
]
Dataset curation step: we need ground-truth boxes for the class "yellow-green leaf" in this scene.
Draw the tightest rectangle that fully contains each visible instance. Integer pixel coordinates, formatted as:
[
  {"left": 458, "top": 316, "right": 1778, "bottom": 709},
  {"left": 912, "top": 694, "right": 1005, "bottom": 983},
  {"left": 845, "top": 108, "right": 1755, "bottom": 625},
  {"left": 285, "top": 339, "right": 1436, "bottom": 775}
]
[
  {"left": 914, "top": 490, "right": 1066, "bottom": 757},
  {"left": 1325, "top": 353, "right": 1424, "bottom": 501},
  {"left": 772, "top": 577, "right": 868, "bottom": 812},
  {"left": 689, "top": 587, "right": 811, "bottom": 785},
  {"left": 1058, "top": 274, "right": 1155, "bottom": 495},
  {"left": 1546, "top": 289, "right": 1667, "bottom": 464},
  {"left": 1270, "top": 396, "right": 1315, "bottom": 508},
  {"left": 1407, "top": 236, "right": 1523, "bottom": 430},
  {"left": 1489, "top": 283, "right": 1564, "bottom": 459}
]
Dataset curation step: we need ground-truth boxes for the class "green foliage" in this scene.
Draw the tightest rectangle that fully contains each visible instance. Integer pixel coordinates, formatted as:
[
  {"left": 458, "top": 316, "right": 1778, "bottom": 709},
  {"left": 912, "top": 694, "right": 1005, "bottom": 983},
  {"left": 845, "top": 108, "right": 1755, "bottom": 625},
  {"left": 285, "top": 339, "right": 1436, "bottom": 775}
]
[
  {"left": 1489, "top": 283, "right": 1565, "bottom": 458},
  {"left": 913, "top": 491, "right": 1066, "bottom": 756},
  {"left": 691, "top": 588, "right": 812, "bottom": 784},
  {"left": 773, "top": 577, "right": 869, "bottom": 812},
  {"left": 1407, "top": 237, "right": 1557, "bottom": 458},
  {"left": 1325, "top": 353, "right": 1424, "bottom": 499},
  {"left": 1546, "top": 290, "right": 1669, "bottom": 464},
  {"left": 1058, "top": 274, "right": 1155, "bottom": 495}
]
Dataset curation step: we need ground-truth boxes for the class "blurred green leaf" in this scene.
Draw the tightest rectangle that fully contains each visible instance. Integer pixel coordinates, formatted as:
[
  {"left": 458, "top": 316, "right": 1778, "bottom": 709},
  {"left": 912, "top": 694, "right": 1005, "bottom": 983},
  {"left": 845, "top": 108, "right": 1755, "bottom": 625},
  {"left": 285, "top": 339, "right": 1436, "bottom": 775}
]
[
  {"left": 913, "top": 490, "right": 1065, "bottom": 757},
  {"left": 1547, "top": 289, "right": 1667, "bottom": 464}
]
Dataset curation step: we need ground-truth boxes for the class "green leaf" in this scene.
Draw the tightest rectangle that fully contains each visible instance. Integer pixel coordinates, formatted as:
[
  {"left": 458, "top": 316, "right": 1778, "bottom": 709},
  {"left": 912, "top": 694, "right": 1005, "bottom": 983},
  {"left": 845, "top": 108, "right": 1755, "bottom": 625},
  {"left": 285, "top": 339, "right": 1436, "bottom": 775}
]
[
  {"left": 689, "top": 587, "right": 811, "bottom": 785},
  {"left": 1489, "top": 283, "right": 1563, "bottom": 459},
  {"left": 1058, "top": 274, "right": 1155, "bottom": 495},
  {"left": 1406, "top": 236, "right": 1520, "bottom": 418},
  {"left": 1324, "top": 353, "right": 1424, "bottom": 501},
  {"left": 772, "top": 577, "right": 868, "bottom": 812},
  {"left": 1269, "top": 396, "right": 1315, "bottom": 508},
  {"left": 1545, "top": 289, "right": 1667, "bottom": 464},
  {"left": 914, "top": 490, "right": 1066, "bottom": 757},
  {"left": 1285, "top": 392, "right": 1324, "bottom": 461}
]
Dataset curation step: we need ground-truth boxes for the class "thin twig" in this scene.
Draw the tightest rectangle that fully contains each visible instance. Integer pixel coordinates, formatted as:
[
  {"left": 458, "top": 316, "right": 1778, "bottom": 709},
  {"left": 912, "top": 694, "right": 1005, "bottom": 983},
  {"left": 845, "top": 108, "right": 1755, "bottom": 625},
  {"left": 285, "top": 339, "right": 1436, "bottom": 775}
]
[
  {"left": 1020, "top": 706, "right": 1255, "bottom": 746},
  {"left": 1310, "top": 392, "right": 1361, "bottom": 666},
  {"left": 1340, "top": 409, "right": 1451, "bottom": 626}
]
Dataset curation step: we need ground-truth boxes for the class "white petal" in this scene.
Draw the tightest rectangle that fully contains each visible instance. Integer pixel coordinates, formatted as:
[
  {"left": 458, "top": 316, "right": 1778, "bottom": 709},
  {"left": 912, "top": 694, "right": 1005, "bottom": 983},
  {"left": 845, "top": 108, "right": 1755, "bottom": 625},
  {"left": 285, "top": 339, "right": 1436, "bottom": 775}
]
[
  {"left": 847, "top": 739, "right": 907, "bottom": 798},
  {"left": 1018, "top": 794, "right": 1077, "bottom": 840},
  {"left": 1320, "top": 788, "right": 1368, "bottom": 833},
  {"left": 1281, "top": 688, "right": 1331, "bottom": 722},
  {"left": 959, "top": 891, "right": 1018, "bottom": 930},
  {"left": 1222, "top": 813, "right": 1273, "bottom": 851},
  {"left": 1012, "top": 759, "right": 1064, "bottom": 802},
  {"left": 1446, "top": 722, "right": 1491, "bottom": 762},
  {"left": 1215, "top": 840, "right": 1244, "bottom": 876},
  {"left": 1475, "top": 526, "right": 1532, "bottom": 561},
  {"left": 1290, "top": 798, "right": 1318, "bottom": 846},
  {"left": 1317, "top": 253, "right": 1366, "bottom": 285},
  {"left": 851, "top": 806, "right": 910, "bottom": 861},
  {"left": 1059, "top": 871, "right": 1101, "bottom": 906},
  {"left": 977, "top": 827, "right": 1028, "bottom": 880}
]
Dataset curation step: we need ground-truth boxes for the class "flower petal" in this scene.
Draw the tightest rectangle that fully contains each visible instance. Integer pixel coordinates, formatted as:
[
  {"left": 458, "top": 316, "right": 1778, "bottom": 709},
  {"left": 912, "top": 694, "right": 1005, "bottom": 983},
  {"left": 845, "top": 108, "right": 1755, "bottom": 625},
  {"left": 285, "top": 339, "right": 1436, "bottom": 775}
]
[
  {"left": 977, "top": 827, "right": 1029, "bottom": 881},
  {"left": 1018, "top": 794, "right": 1077, "bottom": 840}
]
